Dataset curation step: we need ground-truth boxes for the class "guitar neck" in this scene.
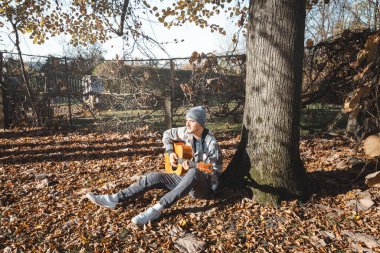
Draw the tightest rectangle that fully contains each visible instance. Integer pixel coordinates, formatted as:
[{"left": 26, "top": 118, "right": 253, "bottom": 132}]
[
  {"left": 177, "top": 158, "right": 213, "bottom": 173},
  {"left": 177, "top": 158, "right": 196, "bottom": 168}
]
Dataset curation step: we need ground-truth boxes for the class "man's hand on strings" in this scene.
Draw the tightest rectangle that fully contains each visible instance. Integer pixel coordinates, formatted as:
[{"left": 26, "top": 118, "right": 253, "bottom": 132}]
[
  {"left": 169, "top": 152, "right": 178, "bottom": 167},
  {"left": 182, "top": 160, "right": 190, "bottom": 171}
]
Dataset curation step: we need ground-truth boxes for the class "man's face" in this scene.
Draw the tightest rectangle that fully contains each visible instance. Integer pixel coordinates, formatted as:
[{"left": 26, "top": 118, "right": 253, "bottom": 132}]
[{"left": 186, "top": 117, "right": 203, "bottom": 134}]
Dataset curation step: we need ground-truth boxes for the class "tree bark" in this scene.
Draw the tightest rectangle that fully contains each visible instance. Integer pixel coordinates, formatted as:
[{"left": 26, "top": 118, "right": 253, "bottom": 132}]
[
  {"left": 222, "top": 0, "right": 309, "bottom": 204},
  {"left": 117, "top": 0, "right": 130, "bottom": 36}
]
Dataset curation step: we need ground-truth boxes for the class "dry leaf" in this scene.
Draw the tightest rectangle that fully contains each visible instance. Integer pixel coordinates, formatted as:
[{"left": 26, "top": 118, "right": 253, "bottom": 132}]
[
  {"left": 353, "top": 233, "right": 380, "bottom": 248},
  {"left": 343, "top": 85, "right": 371, "bottom": 113},
  {"left": 346, "top": 197, "right": 374, "bottom": 212},
  {"left": 175, "top": 234, "right": 206, "bottom": 253},
  {"left": 363, "top": 134, "right": 380, "bottom": 158},
  {"left": 35, "top": 178, "right": 49, "bottom": 189},
  {"left": 3, "top": 246, "right": 12, "bottom": 253},
  {"left": 365, "top": 171, "right": 380, "bottom": 188}
]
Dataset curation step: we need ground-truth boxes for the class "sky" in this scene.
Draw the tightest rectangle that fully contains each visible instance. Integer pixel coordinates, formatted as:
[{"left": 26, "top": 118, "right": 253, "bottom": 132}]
[{"left": 1, "top": 10, "right": 243, "bottom": 60}]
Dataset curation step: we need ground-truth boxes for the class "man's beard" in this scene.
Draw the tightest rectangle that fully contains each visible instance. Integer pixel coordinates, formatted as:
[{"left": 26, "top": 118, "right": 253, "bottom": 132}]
[{"left": 187, "top": 127, "right": 201, "bottom": 135}]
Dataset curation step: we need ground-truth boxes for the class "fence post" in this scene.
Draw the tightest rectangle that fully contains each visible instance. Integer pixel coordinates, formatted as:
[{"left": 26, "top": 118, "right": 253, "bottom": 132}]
[
  {"left": 170, "top": 59, "right": 175, "bottom": 99},
  {"left": 0, "top": 52, "right": 3, "bottom": 129},
  {"left": 64, "top": 57, "right": 73, "bottom": 126},
  {"left": 164, "top": 59, "right": 174, "bottom": 129}
]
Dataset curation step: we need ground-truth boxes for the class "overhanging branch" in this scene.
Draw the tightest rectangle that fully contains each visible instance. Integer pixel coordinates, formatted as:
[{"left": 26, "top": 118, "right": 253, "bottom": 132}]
[{"left": 117, "top": 0, "right": 130, "bottom": 36}]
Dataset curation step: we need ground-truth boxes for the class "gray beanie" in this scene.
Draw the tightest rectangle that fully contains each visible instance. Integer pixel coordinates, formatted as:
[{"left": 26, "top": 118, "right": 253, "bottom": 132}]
[{"left": 186, "top": 106, "right": 207, "bottom": 127}]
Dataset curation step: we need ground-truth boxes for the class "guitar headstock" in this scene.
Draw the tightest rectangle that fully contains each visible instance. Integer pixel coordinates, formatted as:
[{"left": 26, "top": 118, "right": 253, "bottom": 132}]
[{"left": 198, "top": 162, "right": 213, "bottom": 174}]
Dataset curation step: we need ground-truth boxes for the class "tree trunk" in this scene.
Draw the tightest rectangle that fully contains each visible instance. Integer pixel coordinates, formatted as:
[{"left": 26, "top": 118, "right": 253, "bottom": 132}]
[
  {"left": 164, "top": 60, "right": 174, "bottom": 130},
  {"left": 222, "top": 0, "right": 309, "bottom": 204},
  {"left": 10, "top": 20, "right": 41, "bottom": 126},
  {"left": 375, "top": 0, "right": 379, "bottom": 30},
  {"left": 346, "top": 109, "right": 359, "bottom": 137},
  {"left": 0, "top": 52, "right": 3, "bottom": 129}
]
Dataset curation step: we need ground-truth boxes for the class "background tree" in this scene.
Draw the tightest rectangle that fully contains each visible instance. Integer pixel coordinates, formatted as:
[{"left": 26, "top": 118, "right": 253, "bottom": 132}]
[
  {"left": 63, "top": 44, "right": 105, "bottom": 76},
  {"left": 0, "top": 0, "right": 109, "bottom": 125},
  {"left": 306, "top": 0, "right": 380, "bottom": 44},
  {"left": 0, "top": 0, "right": 162, "bottom": 126}
]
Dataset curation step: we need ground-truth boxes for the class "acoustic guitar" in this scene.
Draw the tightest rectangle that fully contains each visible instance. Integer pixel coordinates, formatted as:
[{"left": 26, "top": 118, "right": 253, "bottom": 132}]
[{"left": 164, "top": 142, "right": 213, "bottom": 175}]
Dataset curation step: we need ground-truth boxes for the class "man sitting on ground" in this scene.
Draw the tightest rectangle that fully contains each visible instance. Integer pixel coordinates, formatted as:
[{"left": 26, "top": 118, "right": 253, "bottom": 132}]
[{"left": 86, "top": 106, "right": 223, "bottom": 225}]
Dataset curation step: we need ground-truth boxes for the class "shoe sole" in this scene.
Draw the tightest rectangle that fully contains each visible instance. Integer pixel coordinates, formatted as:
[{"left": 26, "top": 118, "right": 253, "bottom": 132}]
[
  {"left": 131, "top": 212, "right": 160, "bottom": 225},
  {"left": 86, "top": 193, "right": 116, "bottom": 209},
  {"left": 131, "top": 217, "right": 159, "bottom": 225}
]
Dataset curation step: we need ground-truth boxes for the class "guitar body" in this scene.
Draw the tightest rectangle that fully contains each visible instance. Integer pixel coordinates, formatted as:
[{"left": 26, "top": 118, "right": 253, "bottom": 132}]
[
  {"left": 165, "top": 142, "right": 192, "bottom": 175},
  {"left": 165, "top": 142, "right": 213, "bottom": 175}
]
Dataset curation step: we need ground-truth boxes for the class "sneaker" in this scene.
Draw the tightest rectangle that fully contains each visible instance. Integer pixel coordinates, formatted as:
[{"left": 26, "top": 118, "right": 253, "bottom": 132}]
[
  {"left": 131, "top": 207, "right": 161, "bottom": 225},
  {"left": 86, "top": 192, "right": 118, "bottom": 209}
]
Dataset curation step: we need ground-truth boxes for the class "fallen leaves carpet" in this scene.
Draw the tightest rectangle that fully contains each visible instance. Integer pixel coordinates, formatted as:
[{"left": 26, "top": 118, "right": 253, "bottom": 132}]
[{"left": 0, "top": 128, "right": 379, "bottom": 252}]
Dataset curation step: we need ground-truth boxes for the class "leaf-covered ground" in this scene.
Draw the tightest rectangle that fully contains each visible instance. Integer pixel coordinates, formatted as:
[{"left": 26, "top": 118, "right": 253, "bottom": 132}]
[{"left": 1, "top": 128, "right": 379, "bottom": 252}]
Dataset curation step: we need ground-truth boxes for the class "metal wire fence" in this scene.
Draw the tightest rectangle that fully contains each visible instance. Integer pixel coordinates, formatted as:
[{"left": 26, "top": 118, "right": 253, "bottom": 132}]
[{"left": 0, "top": 52, "right": 246, "bottom": 133}]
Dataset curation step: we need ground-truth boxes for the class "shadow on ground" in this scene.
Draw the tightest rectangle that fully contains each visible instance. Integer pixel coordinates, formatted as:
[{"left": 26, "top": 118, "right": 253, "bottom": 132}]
[{"left": 307, "top": 162, "right": 378, "bottom": 199}]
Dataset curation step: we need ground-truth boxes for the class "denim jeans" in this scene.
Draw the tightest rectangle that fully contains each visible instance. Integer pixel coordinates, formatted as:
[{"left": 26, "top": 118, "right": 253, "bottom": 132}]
[{"left": 118, "top": 168, "right": 212, "bottom": 208}]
